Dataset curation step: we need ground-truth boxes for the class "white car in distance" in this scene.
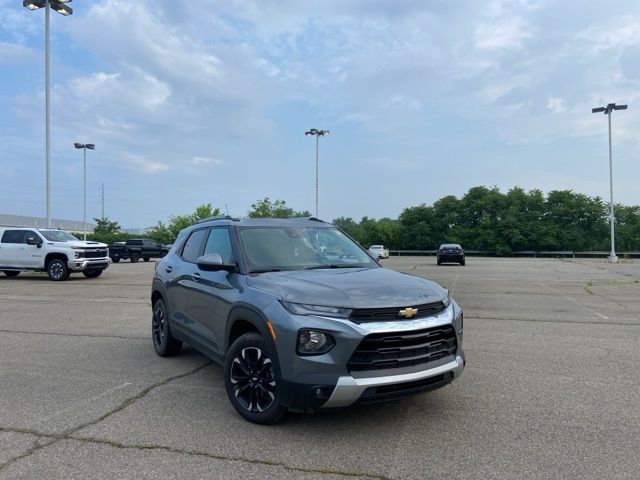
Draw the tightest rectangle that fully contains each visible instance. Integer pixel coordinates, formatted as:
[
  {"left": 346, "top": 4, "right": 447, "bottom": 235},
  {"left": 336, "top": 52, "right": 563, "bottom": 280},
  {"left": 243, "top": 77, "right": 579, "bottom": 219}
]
[{"left": 368, "top": 244, "right": 389, "bottom": 259}]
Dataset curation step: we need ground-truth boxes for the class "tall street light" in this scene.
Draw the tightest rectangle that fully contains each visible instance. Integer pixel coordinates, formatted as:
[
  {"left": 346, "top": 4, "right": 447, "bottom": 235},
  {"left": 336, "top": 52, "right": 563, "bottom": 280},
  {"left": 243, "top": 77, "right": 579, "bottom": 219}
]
[
  {"left": 592, "top": 102, "right": 627, "bottom": 264},
  {"left": 74, "top": 143, "right": 95, "bottom": 240},
  {"left": 23, "top": 0, "right": 73, "bottom": 228},
  {"left": 304, "top": 128, "right": 329, "bottom": 217}
]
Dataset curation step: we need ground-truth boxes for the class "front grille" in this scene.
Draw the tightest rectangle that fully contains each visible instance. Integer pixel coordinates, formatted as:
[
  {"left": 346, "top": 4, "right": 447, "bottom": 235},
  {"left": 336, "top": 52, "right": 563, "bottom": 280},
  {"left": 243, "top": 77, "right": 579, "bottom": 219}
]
[
  {"left": 358, "top": 372, "right": 454, "bottom": 404},
  {"left": 347, "top": 325, "right": 457, "bottom": 372},
  {"left": 79, "top": 249, "right": 108, "bottom": 259},
  {"left": 350, "top": 301, "right": 445, "bottom": 323}
]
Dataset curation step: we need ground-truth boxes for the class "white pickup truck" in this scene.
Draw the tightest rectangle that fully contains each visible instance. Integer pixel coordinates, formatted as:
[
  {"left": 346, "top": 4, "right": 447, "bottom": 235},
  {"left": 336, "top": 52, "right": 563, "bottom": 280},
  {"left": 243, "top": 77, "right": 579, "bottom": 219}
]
[{"left": 0, "top": 227, "right": 110, "bottom": 281}]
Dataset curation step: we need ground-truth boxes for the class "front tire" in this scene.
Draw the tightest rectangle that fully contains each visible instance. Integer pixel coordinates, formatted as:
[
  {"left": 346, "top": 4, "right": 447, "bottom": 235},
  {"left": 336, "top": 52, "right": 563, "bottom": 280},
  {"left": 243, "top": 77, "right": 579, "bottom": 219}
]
[
  {"left": 460, "top": 258, "right": 466, "bottom": 266},
  {"left": 143, "top": 257, "right": 150, "bottom": 262},
  {"left": 152, "top": 298, "right": 182, "bottom": 357},
  {"left": 83, "top": 269, "right": 103, "bottom": 278},
  {"left": 112, "top": 257, "right": 120, "bottom": 263},
  {"left": 130, "top": 253, "right": 140, "bottom": 263},
  {"left": 47, "top": 258, "right": 69, "bottom": 281},
  {"left": 224, "top": 332, "right": 286, "bottom": 424},
  {"left": 3, "top": 271, "right": 20, "bottom": 278}
]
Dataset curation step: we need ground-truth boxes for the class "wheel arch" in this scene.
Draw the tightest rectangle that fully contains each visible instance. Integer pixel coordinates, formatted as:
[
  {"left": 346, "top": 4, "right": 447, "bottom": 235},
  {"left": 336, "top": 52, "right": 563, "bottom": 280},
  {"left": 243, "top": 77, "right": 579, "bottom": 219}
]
[
  {"left": 45, "top": 252, "right": 68, "bottom": 267},
  {"left": 226, "top": 306, "right": 281, "bottom": 378}
]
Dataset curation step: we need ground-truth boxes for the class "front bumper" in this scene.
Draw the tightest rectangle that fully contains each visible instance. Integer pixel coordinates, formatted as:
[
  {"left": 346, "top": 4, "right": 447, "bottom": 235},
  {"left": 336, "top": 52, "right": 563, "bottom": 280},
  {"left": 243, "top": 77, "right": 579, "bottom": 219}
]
[
  {"left": 68, "top": 258, "right": 111, "bottom": 271},
  {"left": 263, "top": 300, "right": 464, "bottom": 410},
  {"left": 322, "top": 355, "right": 464, "bottom": 407}
]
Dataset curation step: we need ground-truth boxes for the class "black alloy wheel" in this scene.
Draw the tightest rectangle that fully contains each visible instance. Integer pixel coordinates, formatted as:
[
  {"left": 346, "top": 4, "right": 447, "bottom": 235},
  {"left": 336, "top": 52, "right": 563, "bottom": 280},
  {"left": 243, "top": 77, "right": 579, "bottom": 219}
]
[
  {"left": 151, "top": 298, "right": 182, "bottom": 356},
  {"left": 47, "top": 259, "right": 69, "bottom": 281},
  {"left": 224, "top": 333, "right": 286, "bottom": 424}
]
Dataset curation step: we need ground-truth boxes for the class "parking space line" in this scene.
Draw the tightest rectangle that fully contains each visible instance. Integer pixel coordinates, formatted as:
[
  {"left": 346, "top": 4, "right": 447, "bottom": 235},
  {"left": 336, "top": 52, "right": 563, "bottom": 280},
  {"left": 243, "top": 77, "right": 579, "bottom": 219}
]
[{"left": 537, "top": 282, "right": 609, "bottom": 320}]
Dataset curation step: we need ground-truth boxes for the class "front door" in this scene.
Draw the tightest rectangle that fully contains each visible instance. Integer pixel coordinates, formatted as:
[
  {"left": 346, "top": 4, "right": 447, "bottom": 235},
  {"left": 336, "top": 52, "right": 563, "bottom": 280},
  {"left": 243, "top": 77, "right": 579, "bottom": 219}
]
[{"left": 17, "top": 230, "right": 44, "bottom": 268}]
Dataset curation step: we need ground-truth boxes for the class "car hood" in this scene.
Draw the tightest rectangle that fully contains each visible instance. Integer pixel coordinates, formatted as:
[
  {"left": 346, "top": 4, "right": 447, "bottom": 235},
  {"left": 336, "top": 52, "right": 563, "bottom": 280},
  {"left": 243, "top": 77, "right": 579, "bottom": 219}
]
[
  {"left": 246, "top": 267, "right": 447, "bottom": 308},
  {"left": 49, "top": 241, "right": 107, "bottom": 248}
]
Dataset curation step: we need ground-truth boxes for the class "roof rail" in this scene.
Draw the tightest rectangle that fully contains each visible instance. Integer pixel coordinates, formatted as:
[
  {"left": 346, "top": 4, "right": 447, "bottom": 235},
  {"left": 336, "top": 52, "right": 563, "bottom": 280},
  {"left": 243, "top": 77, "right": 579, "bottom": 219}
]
[
  {"left": 195, "top": 215, "right": 240, "bottom": 224},
  {"left": 307, "top": 216, "right": 327, "bottom": 223}
]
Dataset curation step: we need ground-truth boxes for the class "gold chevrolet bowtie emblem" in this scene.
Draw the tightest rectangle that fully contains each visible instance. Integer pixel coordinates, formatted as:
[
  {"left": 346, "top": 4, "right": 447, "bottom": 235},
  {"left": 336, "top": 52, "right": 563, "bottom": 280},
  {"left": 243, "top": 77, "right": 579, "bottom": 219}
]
[{"left": 398, "top": 307, "right": 418, "bottom": 318}]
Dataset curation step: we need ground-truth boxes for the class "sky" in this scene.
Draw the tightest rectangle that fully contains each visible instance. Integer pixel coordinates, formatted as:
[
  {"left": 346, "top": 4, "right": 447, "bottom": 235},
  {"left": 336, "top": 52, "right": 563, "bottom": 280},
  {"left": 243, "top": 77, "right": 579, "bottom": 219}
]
[{"left": 1, "top": 0, "right": 639, "bottom": 228}]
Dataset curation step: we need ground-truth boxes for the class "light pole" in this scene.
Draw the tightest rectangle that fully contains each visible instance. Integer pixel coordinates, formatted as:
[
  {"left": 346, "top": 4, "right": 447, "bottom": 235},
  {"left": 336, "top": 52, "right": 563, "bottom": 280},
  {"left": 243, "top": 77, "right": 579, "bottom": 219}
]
[
  {"left": 304, "top": 128, "right": 329, "bottom": 217},
  {"left": 23, "top": 0, "right": 73, "bottom": 228},
  {"left": 592, "top": 103, "right": 627, "bottom": 263},
  {"left": 74, "top": 143, "right": 95, "bottom": 240}
]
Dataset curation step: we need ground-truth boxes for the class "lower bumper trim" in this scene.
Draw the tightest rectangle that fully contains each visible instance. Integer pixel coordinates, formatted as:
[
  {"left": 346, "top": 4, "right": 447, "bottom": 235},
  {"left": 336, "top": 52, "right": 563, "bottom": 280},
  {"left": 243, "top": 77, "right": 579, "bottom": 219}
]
[{"left": 322, "top": 355, "right": 464, "bottom": 408}]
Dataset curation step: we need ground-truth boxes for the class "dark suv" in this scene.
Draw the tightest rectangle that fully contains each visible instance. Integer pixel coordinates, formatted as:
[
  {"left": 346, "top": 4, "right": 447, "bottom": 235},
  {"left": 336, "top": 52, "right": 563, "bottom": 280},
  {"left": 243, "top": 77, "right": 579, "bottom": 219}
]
[{"left": 151, "top": 217, "right": 465, "bottom": 423}]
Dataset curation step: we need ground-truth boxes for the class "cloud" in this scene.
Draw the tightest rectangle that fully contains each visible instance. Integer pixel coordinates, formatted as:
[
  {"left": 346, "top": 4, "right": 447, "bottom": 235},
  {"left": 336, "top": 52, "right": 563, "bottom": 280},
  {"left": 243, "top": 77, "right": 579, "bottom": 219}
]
[
  {"left": 124, "top": 155, "right": 169, "bottom": 174},
  {"left": 190, "top": 156, "right": 224, "bottom": 166},
  {"left": 547, "top": 97, "right": 567, "bottom": 114},
  {"left": 0, "top": 42, "right": 36, "bottom": 63}
]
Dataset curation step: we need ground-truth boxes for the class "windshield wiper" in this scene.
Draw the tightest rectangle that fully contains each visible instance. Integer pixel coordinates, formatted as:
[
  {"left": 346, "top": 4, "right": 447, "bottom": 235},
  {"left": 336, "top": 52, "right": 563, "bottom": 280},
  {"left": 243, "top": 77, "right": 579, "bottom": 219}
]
[
  {"left": 248, "top": 268, "right": 282, "bottom": 274},
  {"left": 304, "top": 264, "right": 366, "bottom": 270}
]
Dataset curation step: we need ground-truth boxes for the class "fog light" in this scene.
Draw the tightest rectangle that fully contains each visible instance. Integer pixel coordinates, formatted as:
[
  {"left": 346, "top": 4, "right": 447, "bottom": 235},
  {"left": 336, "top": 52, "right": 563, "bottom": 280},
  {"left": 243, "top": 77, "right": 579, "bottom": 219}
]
[{"left": 297, "top": 329, "right": 335, "bottom": 355}]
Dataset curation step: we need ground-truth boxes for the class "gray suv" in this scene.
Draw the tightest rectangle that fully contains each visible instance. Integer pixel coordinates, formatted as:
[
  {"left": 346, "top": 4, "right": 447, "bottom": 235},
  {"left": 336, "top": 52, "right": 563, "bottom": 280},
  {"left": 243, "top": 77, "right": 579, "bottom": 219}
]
[{"left": 151, "top": 216, "right": 465, "bottom": 423}]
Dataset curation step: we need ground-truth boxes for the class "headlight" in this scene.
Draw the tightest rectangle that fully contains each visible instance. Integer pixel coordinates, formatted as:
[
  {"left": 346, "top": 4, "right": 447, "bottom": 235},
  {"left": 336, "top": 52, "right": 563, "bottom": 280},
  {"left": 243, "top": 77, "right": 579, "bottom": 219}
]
[
  {"left": 297, "top": 329, "right": 335, "bottom": 355},
  {"left": 442, "top": 292, "right": 451, "bottom": 308},
  {"left": 281, "top": 301, "right": 352, "bottom": 319}
]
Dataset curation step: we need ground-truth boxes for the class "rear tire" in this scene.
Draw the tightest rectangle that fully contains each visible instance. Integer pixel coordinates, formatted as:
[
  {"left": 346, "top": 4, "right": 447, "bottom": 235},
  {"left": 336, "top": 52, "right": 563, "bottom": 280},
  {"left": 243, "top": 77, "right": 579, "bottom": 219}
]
[
  {"left": 152, "top": 298, "right": 182, "bottom": 357},
  {"left": 83, "top": 269, "right": 103, "bottom": 278},
  {"left": 143, "top": 257, "right": 150, "bottom": 262},
  {"left": 130, "top": 253, "right": 140, "bottom": 263},
  {"left": 224, "top": 332, "right": 286, "bottom": 424},
  {"left": 112, "top": 257, "right": 120, "bottom": 263},
  {"left": 47, "top": 258, "right": 69, "bottom": 281},
  {"left": 3, "top": 271, "right": 20, "bottom": 278}
]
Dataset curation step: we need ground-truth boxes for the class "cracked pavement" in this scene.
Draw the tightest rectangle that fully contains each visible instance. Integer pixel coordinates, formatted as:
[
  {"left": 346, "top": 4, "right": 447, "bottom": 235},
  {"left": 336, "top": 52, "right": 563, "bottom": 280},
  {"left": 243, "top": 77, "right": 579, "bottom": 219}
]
[{"left": 1, "top": 258, "right": 639, "bottom": 479}]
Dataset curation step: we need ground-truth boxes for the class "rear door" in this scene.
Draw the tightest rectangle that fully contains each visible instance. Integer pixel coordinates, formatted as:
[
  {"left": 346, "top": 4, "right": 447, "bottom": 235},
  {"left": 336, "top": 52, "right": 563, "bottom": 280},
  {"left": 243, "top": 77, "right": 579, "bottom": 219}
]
[
  {"left": 0, "top": 230, "right": 27, "bottom": 267},
  {"left": 166, "top": 228, "right": 212, "bottom": 343}
]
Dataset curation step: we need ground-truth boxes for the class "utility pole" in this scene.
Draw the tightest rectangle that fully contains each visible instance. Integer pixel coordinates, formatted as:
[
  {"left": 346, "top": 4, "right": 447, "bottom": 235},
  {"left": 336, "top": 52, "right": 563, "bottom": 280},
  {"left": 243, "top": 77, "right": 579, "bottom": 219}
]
[{"left": 101, "top": 183, "right": 105, "bottom": 219}]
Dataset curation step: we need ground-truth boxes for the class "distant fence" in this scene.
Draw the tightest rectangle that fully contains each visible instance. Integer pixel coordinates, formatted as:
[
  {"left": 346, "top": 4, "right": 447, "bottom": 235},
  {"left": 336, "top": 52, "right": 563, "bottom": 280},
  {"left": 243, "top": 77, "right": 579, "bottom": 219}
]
[{"left": 389, "top": 250, "right": 640, "bottom": 259}]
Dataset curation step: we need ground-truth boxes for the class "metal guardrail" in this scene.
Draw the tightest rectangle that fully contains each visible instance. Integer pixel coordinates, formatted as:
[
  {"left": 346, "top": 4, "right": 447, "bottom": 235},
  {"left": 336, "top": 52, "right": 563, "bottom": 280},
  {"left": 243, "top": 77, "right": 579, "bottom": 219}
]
[{"left": 388, "top": 250, "right": 640, "bottom": 259}]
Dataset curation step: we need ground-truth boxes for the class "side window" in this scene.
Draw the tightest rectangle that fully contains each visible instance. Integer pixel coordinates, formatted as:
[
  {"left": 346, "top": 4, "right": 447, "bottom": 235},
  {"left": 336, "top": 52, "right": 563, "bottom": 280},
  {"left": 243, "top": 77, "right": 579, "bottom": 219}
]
[
  {"left": 181, "top": 229, "right": 208, "bottom": 263},
  {"left": 1, "top": 230, "right": 27, "bottom": 244},
  {"left": 204, "top": 228, "right": 235, "bottom": 264}
]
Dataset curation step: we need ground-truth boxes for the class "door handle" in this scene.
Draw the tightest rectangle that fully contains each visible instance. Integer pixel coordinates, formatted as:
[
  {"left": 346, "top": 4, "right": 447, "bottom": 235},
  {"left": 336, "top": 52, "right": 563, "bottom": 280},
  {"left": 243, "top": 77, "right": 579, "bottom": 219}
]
[
  {"left": 191, "top": 272, "right": 201, "bottom": 281},
  {"left": 165, "top": 266, "right": 173, "bottom": 273}
]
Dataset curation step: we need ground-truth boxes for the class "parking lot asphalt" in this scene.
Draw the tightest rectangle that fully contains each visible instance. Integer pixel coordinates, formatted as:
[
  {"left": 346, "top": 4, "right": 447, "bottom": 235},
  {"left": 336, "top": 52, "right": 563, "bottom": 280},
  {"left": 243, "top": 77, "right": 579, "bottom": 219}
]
[{"left": 0, "top": 257, "right": 638, "bottom": 479}]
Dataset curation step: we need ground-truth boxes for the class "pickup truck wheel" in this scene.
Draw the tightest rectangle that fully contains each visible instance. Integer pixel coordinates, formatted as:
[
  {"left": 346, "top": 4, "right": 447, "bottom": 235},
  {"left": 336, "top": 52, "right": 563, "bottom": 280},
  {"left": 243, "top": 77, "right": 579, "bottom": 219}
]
[
  {"left": 130, "top": 253, "right": 140, "bottom": 263},
  {"left": 3, "top": 271, "right": 20, "bottom": 278},
  {"left": 224, "top": 333, "right": 286, "bottom": 424},
  {"left": 143, "top": 257, "right": 150, "bottom": 262},
  {"left": 112, "top": 257, "right": 120, "bottom": 263},
  {"left": 83, "top": 269, "right": 103, "bottom": 278},
  {"left": 47, "top": 258, "right": 69, "bottom": 281},
  {"left": 152, "top": 298, "right": 182, "bottom": 357}
]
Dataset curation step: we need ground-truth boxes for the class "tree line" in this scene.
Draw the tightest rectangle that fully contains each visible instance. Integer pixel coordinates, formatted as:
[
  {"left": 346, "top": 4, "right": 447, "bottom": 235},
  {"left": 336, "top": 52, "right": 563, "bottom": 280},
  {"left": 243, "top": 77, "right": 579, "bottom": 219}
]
[{"left": 87, "top": 187, "right": 640, "bottom": 254}]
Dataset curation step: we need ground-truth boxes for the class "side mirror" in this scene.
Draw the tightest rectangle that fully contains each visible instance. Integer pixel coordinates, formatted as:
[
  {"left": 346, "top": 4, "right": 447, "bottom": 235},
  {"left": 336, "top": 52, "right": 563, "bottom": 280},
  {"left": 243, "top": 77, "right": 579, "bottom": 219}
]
[
  {"left": 27, "top": 236, "right": 40, "bottom": 247},
  {"left": 196, "top": 254, "right": 236, "bottom": 272}
]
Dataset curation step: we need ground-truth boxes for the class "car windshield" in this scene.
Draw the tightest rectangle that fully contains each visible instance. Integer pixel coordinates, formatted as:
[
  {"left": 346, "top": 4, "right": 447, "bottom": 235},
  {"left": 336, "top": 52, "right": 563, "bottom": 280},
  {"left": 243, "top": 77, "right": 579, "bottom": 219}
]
[
  {"left": 370, "top": 245, "right": 382, "bottom": 249},
  {"left": 238, "top": 226, "right": 377, "bottom": 272},
  {"left": 39, "top": 230, "right": 79, "bottom": 242},
  {"left": 441, "top": 244, "right": 461, "bottom": 248}
]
